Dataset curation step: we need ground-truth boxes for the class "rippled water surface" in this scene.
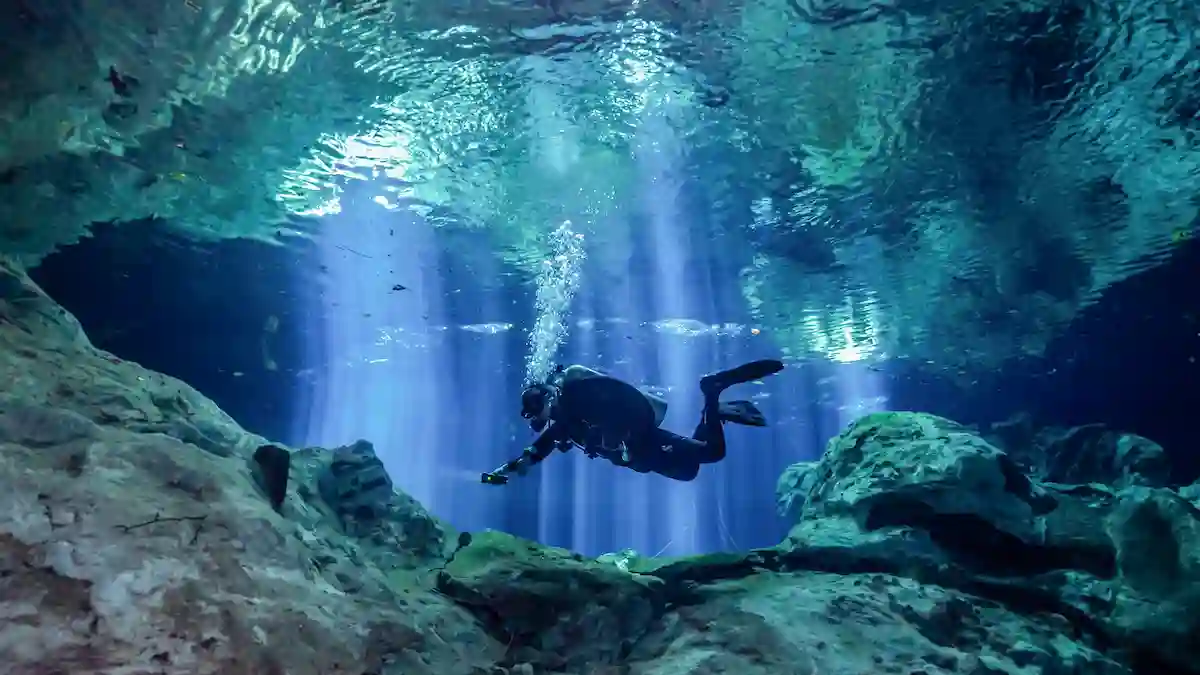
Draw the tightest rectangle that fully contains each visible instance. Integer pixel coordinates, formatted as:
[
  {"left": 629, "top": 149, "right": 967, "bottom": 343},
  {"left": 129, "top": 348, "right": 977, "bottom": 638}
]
[{"left": 2, "top": 0, "right": 1198, "bottom": 370}]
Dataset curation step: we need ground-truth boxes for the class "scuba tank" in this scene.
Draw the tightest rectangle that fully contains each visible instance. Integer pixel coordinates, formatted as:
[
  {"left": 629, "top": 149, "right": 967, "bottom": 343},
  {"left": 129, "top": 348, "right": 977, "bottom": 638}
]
[{"left": 552, "top": 365, "right": 667, "bottom": 456}]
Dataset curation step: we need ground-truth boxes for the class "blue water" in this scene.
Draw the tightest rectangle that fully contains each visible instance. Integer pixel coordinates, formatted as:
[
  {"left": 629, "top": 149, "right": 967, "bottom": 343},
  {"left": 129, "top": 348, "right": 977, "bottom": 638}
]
[{"left": 30, "top": 212, "right": 1200, "bottom": 556}]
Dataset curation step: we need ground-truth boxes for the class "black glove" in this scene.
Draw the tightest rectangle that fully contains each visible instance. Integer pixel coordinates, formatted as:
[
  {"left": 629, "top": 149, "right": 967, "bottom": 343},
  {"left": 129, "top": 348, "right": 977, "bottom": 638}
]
[
  {"left": 481, "top": 472, "right": 509, "bottom": 485},
  {"left": 481, "top": 448, "right": 538, "bottom": 486}
]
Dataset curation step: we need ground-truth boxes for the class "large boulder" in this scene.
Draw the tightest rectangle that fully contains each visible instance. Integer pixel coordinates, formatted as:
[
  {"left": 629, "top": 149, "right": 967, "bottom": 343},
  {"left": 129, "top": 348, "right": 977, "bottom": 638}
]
[
  {"left": 318, "top": 440, "right": 396, "bottom": 519},
  {"left": 291, "top": 440, "right": 456, "bottom": 570},
  {"left": 1105, "top": 485, "right": 1200, "bottom": 662},
  {"left": 1034, "top": 424, "right": 1172, "bottom": 488},
  {"left": 778, "top": 411, "right": 1200, "bottom": 674},
  {"left": 438, "top": 530, "right": 664, "bottom": 672},
  {"left": 984, "top": 413, "right": 1172, "bottom": 488},
  {"left": 626, "top": 570, "right": 1129, "bottom": 675},
  {"left": 793, "top": 412, "right": 1055, "bottom": 555},
  {"left": 0, "top": 399, "right": 502, "bottom": 674}
]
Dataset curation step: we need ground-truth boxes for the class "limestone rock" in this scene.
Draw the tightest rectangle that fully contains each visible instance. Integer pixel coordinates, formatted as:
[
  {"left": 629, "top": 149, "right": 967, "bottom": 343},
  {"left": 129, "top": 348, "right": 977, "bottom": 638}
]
[
  {"left": 0, "top": 405, "right": 501, "bottom": 675},
  {"left": 775, "top": 459, "right": 819, "bottom": 522},
  {"left": 626, "top": 571, "right": 1129, "bottom": 675},
  {"left": 438, "top": 530, "right": 664, "bottom": 672},
  {"left": 289, "top": 441, "right": 455, "bottom": 568},
  {"left": 1105, "top": 486, "right": 1200, "bottom": 663},
  {"left": 1182, "top": 481, "right": 1200, "bottom": 506},
  {"left": 984, "top": 414, "right": 1172, "bottom": 488},
  {"left": 795, "top": 412, "right": 1051, "bottom": 545},
  {"left": 0, "top": 268, "right": 502, "bottom": 674},
  {"left": 318, "top": 439, "right": 396, "bottom": 523},
  {"left": 1035, "top": 424, "right": 1171, "bottom": 488},
  {"left": 778, "top": 411, "right": 1200, "bottom": 674}
]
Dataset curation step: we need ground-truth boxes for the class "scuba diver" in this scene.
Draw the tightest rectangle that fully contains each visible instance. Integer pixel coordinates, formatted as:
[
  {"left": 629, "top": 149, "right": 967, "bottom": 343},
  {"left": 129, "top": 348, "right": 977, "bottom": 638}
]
[{"left": 481, "top": 359, "right": 785, "bottom": 484}]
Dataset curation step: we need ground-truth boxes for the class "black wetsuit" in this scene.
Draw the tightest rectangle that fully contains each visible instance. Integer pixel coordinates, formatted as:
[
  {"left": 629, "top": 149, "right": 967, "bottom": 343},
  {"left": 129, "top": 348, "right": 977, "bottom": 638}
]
[
  {"left": 485, "top": 360, "right": 784, "bottom": 483},
  {"left": 534, "top": 375, "right": 729, "bottom": 480}
]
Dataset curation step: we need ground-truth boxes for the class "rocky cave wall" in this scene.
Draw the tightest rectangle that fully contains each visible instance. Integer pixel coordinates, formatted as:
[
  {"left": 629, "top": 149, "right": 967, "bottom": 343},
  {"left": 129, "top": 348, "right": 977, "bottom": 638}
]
[{"left": 2, "top": 253, "right": 1199, "bottom": 675}]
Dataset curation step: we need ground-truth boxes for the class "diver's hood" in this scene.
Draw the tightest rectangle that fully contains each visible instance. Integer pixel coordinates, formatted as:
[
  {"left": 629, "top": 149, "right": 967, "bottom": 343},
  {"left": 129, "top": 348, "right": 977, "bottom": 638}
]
[{"left": 521, "top": 382, "right": 555, "bottom": 421}]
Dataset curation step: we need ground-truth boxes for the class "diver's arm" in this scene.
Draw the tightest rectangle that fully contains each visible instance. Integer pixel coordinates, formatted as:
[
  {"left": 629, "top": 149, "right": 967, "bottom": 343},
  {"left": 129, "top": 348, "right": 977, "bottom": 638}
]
[
  {"left": 481, "top": 422, "right": 565, "bottom": 485},
  {"left": 529, "top": 421, "right": 566, "bottom": 456}
]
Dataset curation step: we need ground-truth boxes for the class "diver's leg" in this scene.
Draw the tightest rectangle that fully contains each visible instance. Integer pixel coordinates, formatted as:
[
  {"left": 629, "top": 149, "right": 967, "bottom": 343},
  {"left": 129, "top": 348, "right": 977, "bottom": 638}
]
[
  {"left": 632, "top": 431, "right": 702, "bottom": 481},
  {"left": 635, "top": 398, "right": 727, "bottom": 467},
  {"left": 690, "top": 395, "right": 728, "bottom": 463},
  {"left": 687, "top": 359, "right": 784, "bottom": 454}
]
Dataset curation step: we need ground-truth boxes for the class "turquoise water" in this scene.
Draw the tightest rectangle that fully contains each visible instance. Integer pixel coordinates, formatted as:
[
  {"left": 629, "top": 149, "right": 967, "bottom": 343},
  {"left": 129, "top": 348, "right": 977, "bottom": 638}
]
[{"left": 1, "top": 2, "right": 1199, "bottom": 672}]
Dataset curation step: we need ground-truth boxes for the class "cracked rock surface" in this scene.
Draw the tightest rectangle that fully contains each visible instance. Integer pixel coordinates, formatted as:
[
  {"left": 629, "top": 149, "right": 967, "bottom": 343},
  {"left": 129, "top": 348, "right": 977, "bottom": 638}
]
[
  {"left": 1, "top": 257, "right": 1197, "bottom": 674},
  {"left": 984, "top": 413, "right": 1173, "bottom": 489},
  {"left": 778, "top": 412, "right": 1200, "bottom": 674}
]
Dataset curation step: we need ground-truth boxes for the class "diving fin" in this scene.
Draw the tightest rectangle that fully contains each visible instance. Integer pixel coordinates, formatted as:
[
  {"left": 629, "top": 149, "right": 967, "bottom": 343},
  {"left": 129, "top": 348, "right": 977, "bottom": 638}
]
[
  {"left": 718, "top": 400, "right": 768, "bottom": 427},
  {"left": 701, "top": 359, "right": 785, "bottom": 394}
]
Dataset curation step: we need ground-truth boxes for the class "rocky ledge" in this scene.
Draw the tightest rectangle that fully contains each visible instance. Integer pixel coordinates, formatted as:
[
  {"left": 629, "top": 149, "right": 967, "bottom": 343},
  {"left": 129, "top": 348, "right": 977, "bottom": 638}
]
[{"left": 2, "top": 256, "right": 1198, "bottom": 675}]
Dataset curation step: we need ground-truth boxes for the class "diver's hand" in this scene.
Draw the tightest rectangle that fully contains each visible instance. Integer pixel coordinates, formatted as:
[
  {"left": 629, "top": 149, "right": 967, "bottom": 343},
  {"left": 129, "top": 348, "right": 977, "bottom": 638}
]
[{"left": 481, "top": 472, "right": 509, "bottom": 485}]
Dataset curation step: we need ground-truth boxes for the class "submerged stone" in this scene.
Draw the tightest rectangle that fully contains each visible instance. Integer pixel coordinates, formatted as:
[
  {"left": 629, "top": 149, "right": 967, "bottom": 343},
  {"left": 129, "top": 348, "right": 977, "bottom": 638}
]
[
  {"left": 437, "top": 530, "right": 662, "bottom": 671},
  {"left": 250, "top": 443, "right": 291, "bottom": 512},
  {"left": 288, "top": 440, "right": 454, "bottom": 568},
  {"left": 793, "top": 411, "right": 1053, "bottom": 545},
  {"left": 778, "top": 410, "right": 1200, "bottom": 674},
  {"left": 317, "top": 439, "right": 395, "bottom": 525},
  {"left": 986, "top": 413, "right": 1173, "bottom": 488},
  {"left": 1036, "top": 424, "right": 1172, "bottom": 488}
]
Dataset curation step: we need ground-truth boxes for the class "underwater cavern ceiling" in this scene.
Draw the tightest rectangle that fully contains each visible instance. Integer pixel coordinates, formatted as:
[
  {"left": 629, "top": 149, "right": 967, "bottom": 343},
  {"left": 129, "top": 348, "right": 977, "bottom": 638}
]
[{"left": 0, "top": 0, "right": 1196, "bottom": 370}]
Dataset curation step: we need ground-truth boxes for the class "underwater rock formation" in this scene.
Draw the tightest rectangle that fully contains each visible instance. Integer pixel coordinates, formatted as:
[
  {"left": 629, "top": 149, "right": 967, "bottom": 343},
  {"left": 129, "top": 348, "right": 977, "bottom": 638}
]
[
  {"left": 985, "top": 412, "right": 1173, "bottom": 488},
  {"left": 250, "top": 443, "right": 292, "bottom": 512},
  {"left": 774, "top": 459, "right": 820, "bottom": 522},
  {"left": 1044, "top": 425, "right": 1172, "bottom": 487},
  {"left": 779, "top": 411, "right": 1200, "bottom": 673},
  {"left": 437, "top": 531, "right": 664, "bottom": 672},
  {"left": 291, "top": 439, "right": 456, "bottom": 567},
  {"left": 317, "top": 439, "right": 397, "bottom": 524},
  {"left": 2, "top": 263, "right": 1198, "bottom": 674},
  {"left": 0, "top": 257, "right": 263, "bottom": 458}
]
